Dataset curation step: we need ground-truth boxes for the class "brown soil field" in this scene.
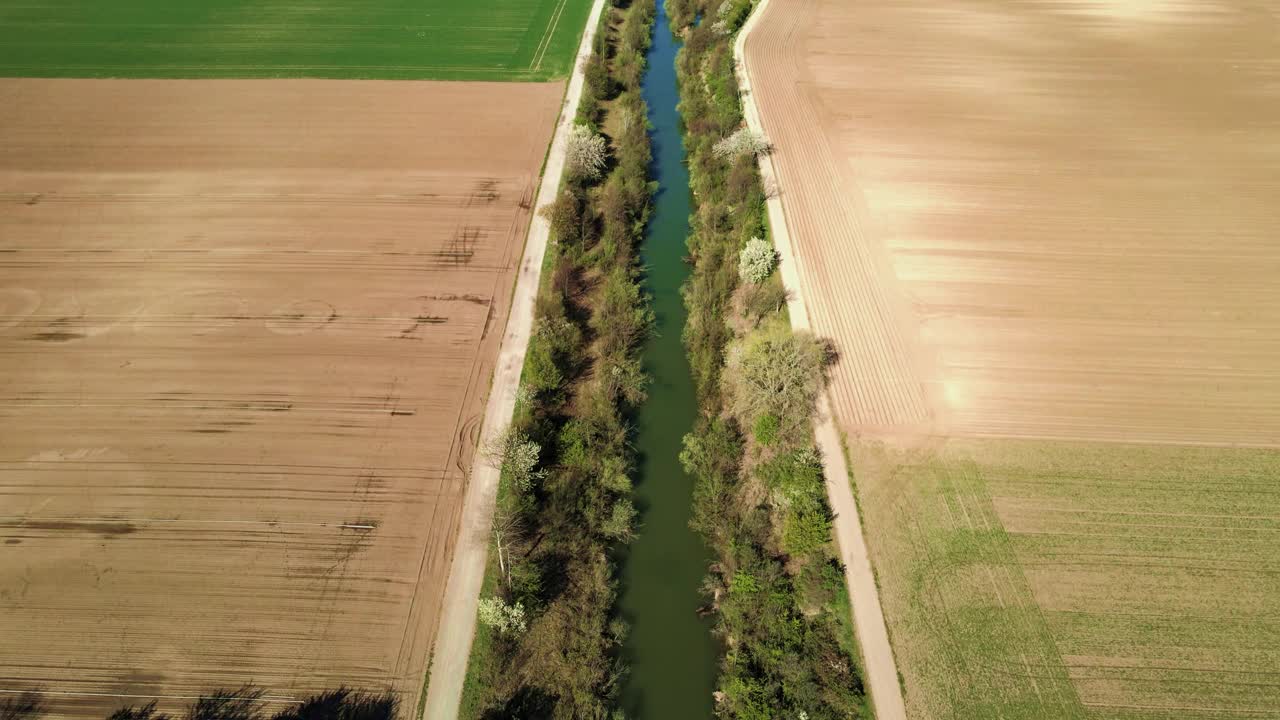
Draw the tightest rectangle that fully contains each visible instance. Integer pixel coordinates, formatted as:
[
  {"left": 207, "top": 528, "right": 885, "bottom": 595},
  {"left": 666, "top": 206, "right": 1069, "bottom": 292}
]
[
  {"left": 0, "top": 78, "right": 561, "bottom": 716},
  {"left": 744, "top": 0, "right": 1280, "bottom": 446}
]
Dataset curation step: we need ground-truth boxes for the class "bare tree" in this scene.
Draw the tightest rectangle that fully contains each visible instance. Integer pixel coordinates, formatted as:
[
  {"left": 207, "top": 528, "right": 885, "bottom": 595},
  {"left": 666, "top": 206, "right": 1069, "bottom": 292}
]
[
  {"left": 762, "top": 174, "right": 780, "bottom": 199},
  {"left": 723, "top": 321, "right": 830, "bottom": 435},
  {"left": 491, "top": 506, "right": 527, "bottom": 586}
]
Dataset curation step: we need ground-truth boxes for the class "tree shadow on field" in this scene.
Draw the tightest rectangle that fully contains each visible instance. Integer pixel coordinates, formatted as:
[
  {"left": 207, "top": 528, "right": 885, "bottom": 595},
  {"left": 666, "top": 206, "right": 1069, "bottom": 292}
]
[{"left": 0, "top": 691, "right": 45, "bottom": 720}]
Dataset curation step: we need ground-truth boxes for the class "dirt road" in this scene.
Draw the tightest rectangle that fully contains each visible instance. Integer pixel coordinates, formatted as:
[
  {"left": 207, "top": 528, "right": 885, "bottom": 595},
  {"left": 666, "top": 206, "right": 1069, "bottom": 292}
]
[
  {"left": 417, "top": 0, "right": 607, "bottom": 717},
  {"left": 736, "top": 4, "right": 909, "bottom": 719}
]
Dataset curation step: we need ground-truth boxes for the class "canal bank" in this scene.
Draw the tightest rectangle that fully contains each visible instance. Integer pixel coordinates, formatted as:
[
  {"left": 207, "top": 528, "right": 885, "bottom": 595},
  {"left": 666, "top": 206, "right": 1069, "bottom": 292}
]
[{"left": 616, "top": 0, "right": 720, "bottom": 717}]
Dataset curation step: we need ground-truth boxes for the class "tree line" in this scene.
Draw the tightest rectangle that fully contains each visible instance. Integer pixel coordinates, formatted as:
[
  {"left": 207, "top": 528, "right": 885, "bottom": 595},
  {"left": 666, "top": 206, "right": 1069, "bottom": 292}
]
[
  {"left": 667, "top": 0, "right": 871, "bottom": 717},
  {"left": 0, "top": 687, "right": 396, "bottom": 720},
  {"left": 459, "top": 0, "right": 659, "bottom": 718}
]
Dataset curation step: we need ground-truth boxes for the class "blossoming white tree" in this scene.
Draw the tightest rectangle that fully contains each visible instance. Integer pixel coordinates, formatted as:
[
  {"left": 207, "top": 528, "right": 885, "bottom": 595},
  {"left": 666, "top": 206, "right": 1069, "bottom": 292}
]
[
  {"left": 484, "top": 426, "right": 545, "bottom": 492},
  {"left": 565, "top": 124, "right": 608, "bottom": 181},
  {"left": 477, "top": 596, "right": 527, "bottom": 635},
  {"left": 738, "top": 236, "right": 777, "bottom": 284},
  {"left": 713, "top": 126, "right": 769, "bottom": 161}
]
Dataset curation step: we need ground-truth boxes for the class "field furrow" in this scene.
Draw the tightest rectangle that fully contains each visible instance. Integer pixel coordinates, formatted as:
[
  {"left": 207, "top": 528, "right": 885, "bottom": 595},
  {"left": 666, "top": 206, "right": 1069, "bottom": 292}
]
[{"left": 0, "top": 77, "right": 562, "bottom": 717}]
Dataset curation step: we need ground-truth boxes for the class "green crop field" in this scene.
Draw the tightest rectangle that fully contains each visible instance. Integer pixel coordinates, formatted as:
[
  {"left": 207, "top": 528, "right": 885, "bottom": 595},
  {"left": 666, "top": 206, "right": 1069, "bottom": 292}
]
[
  {"left": 0, "top": 0, "right": 592, "bottom": 80},
  {"left": 851, "top": 439, "right": 1280, "bottom": 720}
]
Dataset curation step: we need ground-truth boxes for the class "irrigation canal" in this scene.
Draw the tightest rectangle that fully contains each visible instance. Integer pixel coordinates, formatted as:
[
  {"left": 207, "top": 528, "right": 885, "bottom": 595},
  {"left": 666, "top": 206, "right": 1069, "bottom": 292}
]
[{"left": 616, "top": 1, "right": 720, "bottom": 717}]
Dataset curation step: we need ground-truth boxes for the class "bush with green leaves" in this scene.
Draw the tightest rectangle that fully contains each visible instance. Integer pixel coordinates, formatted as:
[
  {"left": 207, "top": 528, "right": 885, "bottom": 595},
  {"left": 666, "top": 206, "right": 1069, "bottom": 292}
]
[
  {"left": 540, "top": 188, "right": 586, "bottom": 247},
  {"left": 522, "top": 338, "right": 562, "bottom": 397},
  {"left": 757, "top": 448, "right": 825, "bottom": 511},
  {"left": 752, "top": 413, "right": 779, "bottom": 446},
  {"left": 601, "top": 498, "right": 639, "bottom": 542},
  {"left": 783, "top": 511, "right": 834, "bottom": 555}
]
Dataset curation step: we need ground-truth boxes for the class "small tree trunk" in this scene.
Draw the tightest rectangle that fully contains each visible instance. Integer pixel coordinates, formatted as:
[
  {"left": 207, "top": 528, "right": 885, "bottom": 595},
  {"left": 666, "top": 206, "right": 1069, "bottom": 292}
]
[{"left": 495, "top": 532, "right": 507, "bottom": 582}]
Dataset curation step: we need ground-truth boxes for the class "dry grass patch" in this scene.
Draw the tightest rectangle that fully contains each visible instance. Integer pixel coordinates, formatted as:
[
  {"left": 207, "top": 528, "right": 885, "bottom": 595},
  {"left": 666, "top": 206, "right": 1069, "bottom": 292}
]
[{"left": 851, "top": 438, "right": 1280, "bottom": 720}]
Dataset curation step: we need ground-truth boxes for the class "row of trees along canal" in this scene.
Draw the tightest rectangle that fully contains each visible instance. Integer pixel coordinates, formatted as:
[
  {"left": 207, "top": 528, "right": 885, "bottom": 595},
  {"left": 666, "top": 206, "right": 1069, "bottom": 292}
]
[
  {"left": 667, "top": 0, "right": 873, "bottom": 717},
  {"left": 459, "top": 0, "right": 661, "bottom": 717},
  {"left": 460, "top": 0, "right": 872, "bottom": 715}
]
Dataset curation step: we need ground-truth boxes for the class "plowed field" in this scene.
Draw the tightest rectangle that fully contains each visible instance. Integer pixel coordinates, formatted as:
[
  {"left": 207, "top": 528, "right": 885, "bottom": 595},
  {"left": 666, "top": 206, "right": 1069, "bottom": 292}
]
[
  {"left": 743, "top": 0, "right": 1280, "bottom": 717},
  {"left": 0, "top": 78, "right": 561, "bottom": 717},
  {"left": 745, "top": 0, "right": 1280, "bottom": 446}
]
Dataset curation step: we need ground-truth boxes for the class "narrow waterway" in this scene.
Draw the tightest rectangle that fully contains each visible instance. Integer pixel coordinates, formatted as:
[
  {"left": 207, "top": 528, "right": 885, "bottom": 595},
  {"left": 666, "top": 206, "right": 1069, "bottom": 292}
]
[{"left": 617, "top": 1, "right": 719, "bottom": 717}]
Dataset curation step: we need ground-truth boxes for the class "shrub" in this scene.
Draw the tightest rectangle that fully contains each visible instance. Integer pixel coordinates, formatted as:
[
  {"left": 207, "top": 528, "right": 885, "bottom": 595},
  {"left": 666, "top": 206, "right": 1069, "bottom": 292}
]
[
  {"left": 680, "top": 419, "right": 742, "bottom": 542},
  {"left": 592, "top": 267, "right": 653, "bottom": 358},
  {"left": 752, "top": 413, "right": 780, "bottom": 446},
  {"left": 738, "top": 236, "right": 776, "bottom": 284},
  {"left": 757, "top": 448, "right": 825, "bottom": 509},
  {"left": 604, "top": 356, "right": 649, "bottom": 405},
  {"left": 583, "top": 54, "right": 615, "bottom": 104},
  {"left": 783, "top": 511, "right": 834, "bottom": 556},
  {"left": 522, "top": 338, "right": 562, "bottom": 396},
  {"left": 541, "top": 189, "right": 585, "bottom": 247},
  {"left": 600, "top": 498, "right": 638, "bottom": 542},
  {"left": 730, "top": 570, "right": 760, "bottom": 595},
  {"left": 538, "top": 315, "right": 583, "bottom": 360}
]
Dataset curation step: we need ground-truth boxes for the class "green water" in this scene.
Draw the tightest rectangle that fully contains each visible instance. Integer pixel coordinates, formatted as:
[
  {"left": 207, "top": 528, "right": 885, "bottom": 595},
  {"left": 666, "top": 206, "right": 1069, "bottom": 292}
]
[{"left": 617, "top": 2, "right": 718, "bottom": 718}]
